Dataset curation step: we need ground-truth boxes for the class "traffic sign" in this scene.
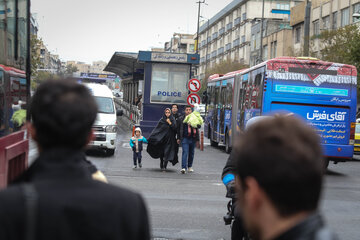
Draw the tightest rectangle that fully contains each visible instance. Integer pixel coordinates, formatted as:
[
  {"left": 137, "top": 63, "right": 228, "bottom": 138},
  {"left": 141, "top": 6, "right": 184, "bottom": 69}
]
[
  {"left": 188, "top": 78, "right": 201, "bottom": 93},
  {"left": 187, "top": 93, "right": 200, "bottom": 107}
]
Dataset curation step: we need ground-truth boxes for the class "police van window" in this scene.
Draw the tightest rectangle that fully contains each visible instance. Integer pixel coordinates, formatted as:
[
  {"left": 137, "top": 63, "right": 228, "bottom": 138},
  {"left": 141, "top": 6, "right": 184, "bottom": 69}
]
[{"left": 150, "top": 63, "right": 189, "bottom": 104}]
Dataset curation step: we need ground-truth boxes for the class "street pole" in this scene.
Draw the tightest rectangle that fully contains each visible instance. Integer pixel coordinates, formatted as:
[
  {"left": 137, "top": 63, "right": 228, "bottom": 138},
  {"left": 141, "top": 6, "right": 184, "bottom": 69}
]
[
  {"left": 196, "top": 0, "right": 205, "bottom": 54},
  {"left": 304, "top": 0, "right": 311, "bottom": 56},
  {"left": 259, "top": 0, "right": 265, "bottom": 63},
  {"left": 205, "top": 19, "right": 209, "bottom": 76}
]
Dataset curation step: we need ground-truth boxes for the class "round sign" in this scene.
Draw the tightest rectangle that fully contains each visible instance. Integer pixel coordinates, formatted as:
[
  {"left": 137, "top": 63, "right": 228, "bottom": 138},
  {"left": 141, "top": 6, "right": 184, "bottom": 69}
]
[
  {"left": 188, "top": 78, "right": 201, "bottom": 93},
  {"left": 187, "top": 93, "right": 201, "bottom": 107}
]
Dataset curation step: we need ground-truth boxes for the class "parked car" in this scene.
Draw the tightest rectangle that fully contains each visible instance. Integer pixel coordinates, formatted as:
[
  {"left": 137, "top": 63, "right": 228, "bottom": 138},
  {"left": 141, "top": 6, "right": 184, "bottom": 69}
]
[{"left": 354, "top": 122, "right": 360, "bottom": 154}]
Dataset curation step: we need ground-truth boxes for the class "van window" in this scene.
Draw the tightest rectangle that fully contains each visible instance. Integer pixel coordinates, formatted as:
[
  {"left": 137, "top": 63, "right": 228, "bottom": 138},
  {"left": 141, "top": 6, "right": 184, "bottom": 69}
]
[{"left": 95, "top": 97, "right": 114, "bottom": 114}]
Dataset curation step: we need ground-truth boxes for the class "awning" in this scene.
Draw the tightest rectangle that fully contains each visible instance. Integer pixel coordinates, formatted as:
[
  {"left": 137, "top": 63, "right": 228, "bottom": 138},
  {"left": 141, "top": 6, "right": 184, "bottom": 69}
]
[{"left": 104, "top": 52, "right": 144, "bottom": 79}]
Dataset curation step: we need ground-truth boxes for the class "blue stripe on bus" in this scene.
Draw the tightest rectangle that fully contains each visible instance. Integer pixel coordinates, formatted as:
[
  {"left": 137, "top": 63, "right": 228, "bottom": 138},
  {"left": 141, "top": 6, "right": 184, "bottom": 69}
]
[{"left": 275, "top": 84, "right": 348, "bottom": 97}]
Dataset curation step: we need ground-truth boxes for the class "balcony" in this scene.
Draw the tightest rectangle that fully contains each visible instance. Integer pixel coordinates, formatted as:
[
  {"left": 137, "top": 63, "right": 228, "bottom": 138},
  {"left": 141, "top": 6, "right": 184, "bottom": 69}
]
[
  {"left": 233, "top": 38, "right": 240, "bottom": 47},
  {"left": 226, "top": 22, "right": 233, "bottom": 32},
  {"left": 218, "top": 47, "right": 224, "bottom": 55},
  {"left": 211, "top": 50, "right": 217, "bottom": 58},
  {"left": 234, "top": 17, "right": 241, "bottom": 26},
  {"left": 212, "top": 32, "right": 218, "bottom": 40},
  {"left": 219, "top": 27, "right": 225, "bottom": 36},
  {"left": 225, "top": 43, "right": 232, "bottom": 51}
]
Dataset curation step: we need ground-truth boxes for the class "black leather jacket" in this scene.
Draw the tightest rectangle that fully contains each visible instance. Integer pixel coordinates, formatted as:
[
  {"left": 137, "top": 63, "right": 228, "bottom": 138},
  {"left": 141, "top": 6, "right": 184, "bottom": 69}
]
[{"left": 273, "top": 213, "right": 338, "bottom": 240}]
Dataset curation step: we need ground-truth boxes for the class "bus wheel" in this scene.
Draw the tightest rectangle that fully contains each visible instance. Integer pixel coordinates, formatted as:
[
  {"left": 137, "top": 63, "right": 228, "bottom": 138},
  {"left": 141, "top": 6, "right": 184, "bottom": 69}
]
[
  {"left": 324, "top": 158, "right": 330, "bottom": 169},
  {"left": 210, "top": 139, "right": 218, "bottom": 147},
  {"left": 225, "top": 132, "right": 231, "bottom": 153}
]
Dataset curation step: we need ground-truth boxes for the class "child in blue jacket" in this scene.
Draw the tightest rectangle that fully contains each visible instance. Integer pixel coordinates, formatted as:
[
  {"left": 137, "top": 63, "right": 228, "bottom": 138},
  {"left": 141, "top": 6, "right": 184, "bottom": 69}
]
[{"left": 129, "top": 127, "right": 148, "bottom": 168}]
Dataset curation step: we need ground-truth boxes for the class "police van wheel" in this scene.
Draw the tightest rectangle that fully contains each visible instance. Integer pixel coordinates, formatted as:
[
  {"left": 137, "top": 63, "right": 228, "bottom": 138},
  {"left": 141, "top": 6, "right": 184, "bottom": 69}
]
[{"left": 107, "top": 149, "right": 115, "bottom": 156}]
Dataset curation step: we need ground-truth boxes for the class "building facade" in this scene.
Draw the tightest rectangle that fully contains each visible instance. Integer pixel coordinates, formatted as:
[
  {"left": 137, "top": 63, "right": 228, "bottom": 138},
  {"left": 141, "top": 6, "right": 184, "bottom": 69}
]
[
  {"left": 291, "top": 0, "right": 360, "bottom": 56},
  {"left": 164, "top": 33, "right": 196, "bottom": 54},
  {"left": 198, "top": 0, "right": 303, "bottom": 79},
  {"left": 250, "top": 19, "right": 293, "bottom": 66}
]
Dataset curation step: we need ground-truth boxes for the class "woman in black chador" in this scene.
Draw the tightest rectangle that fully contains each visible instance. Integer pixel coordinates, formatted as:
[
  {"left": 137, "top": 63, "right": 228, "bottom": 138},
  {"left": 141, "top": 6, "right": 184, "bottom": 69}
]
[{"left": 147, "top": 108, "right": 178, "bottom": 170}]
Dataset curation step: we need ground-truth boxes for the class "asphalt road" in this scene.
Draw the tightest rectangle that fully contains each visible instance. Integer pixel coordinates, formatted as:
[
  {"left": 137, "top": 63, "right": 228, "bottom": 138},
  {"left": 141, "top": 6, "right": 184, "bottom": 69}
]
[
  {"left": 28, "top": 121, "right": 360, "bottom": 240},
  {"left": 87, "top": 124, "right": 231, "bottom": 240}
]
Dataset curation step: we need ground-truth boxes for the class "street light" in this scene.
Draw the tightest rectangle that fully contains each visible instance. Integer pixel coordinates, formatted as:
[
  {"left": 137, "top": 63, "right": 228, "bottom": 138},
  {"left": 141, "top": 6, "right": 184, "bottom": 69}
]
[
  {"left": 200, "top": 16, "right": 210, "bottom": 76},
  {"left": 196, "top": 0, "right": 206, "bottom": 54}
]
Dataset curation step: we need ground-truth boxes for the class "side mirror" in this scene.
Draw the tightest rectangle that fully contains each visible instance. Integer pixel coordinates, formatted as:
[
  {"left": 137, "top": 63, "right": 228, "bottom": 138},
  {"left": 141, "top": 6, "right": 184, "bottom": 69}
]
[{"left": 116, "top": 109, "right": 123, "bottom": 116}]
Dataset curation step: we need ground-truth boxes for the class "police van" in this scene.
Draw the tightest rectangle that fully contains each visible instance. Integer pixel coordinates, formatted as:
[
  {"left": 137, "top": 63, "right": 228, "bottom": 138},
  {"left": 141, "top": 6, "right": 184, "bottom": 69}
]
[{"left": 85, "top": 83, "right": 123, "bottom": 155}]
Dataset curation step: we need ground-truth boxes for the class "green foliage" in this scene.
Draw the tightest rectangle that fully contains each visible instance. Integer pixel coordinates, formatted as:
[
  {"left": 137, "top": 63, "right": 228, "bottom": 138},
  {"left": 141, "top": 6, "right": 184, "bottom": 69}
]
[
  {"left": 317, "top": 25, "right": 360, "bottom": 72},
  {"left": 200, "top": 59, "right": 249, "bottom": 93},
  {"left": 31, "top": 71, "right": 59, "bottom": 90},
  {"left": 30, "top": 34, "right": 43, "bottom": 77},
  {"left": 316, "top": 25, "right": 360, "bottom": 100},
  {"left": 66, "top": 64, "right": 78, "bottom": 74}
]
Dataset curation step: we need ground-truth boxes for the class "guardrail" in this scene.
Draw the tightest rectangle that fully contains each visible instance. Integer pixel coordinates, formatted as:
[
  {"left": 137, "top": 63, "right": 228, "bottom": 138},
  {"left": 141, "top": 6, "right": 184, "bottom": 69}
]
[
  {"left": 0, "top": 131, "right": 29, "bottom": 189},
  {"left": 114, "top": 98, "right": 141, "bottom": 126}
]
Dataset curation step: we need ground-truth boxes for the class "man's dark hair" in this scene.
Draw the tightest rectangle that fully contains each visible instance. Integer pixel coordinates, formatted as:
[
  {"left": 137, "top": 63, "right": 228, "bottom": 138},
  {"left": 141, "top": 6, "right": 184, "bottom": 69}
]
[
  {"left": 233, "top": 116, "right": 324, "bottom": 217},
  {"left": 184, "top": 105, "right": 192, "bottom": 110},
  {"left": 171, "top": 104, "right": 178, "bottom": 109},
  {"left": 30, "top": 79, "right": 98, "bottom": 150}
]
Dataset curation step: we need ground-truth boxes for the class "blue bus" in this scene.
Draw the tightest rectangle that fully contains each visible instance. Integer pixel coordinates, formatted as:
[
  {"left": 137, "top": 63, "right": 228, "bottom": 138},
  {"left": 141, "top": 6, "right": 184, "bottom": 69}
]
[{"left": 205, "top": 57, "right": 357, "bottom": 166}]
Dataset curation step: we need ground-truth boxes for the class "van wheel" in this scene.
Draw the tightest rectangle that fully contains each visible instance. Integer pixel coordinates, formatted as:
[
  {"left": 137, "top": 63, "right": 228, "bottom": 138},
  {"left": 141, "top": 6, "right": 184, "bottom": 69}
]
[
  {"left": 225, "top": 132, "right": 231, "bottom": 154},
  {"left": 107, "top": 149, "right": 115, "bottom": 156}
]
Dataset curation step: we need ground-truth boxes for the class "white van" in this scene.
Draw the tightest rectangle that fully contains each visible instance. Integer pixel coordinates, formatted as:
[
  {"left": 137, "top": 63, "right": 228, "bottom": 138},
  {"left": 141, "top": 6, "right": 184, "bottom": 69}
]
[{"left": 85, "top": 83, "right": 123, "bottom": 155}]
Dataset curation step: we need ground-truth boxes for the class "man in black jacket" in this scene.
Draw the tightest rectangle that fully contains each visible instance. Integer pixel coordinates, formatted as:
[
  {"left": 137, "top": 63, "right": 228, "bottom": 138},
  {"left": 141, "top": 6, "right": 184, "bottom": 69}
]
[
  {"left": 231, "top": 115, "right": 337, "bottom": 240},
  {"left": 178, "top": 105, "right": 199, "bottom": 174},
  {"left": 0, "top": 80, "right": 150, "bottom": 240}
]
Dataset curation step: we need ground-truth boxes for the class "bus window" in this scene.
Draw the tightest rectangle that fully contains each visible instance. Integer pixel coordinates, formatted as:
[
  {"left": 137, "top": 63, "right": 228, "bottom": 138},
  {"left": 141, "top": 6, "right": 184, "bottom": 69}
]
[
  {"left": 11, "top": 77, "right": 20, "bottom": 104},
  {"left": 252, "top": 67, "right": 264, "bottom": 109},
  {"left": 220, "top": 86, "right": 226, "bottom": 108},
  {"left": 215, "top": 86, "right": 220, "bottom": 107},
  {"left": 226, "top": 81, "right": 233, "bottom": 109}
]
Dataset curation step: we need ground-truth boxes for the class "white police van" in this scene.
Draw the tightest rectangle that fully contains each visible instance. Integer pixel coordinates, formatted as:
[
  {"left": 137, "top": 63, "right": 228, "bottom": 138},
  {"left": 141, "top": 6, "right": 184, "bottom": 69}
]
[{"left": 85, "top": 83, "right": 123, "bottom": 155}]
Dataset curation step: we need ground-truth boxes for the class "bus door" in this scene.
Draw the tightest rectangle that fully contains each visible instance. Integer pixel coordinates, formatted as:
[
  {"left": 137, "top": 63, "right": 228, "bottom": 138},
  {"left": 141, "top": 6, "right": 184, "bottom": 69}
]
[
  {"left": 213, "top": 82, "right": 220, "bottom": 141},
  {"left": 218, "top": 81, "right": 227, "bottom": 142}
]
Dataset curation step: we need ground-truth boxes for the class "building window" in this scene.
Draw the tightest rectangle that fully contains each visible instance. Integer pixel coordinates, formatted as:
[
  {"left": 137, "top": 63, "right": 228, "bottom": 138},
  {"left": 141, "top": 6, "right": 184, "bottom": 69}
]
[
  {"left": 256, "top": 32, "right": 261, "bottom": 50},
  {"left": 241, "top": 35, "right": 245, "bottom": 43},
  {"left": 332, "top": 12, "right": 337, "bottom": 29},
  {"left": 242, "top": 13, "right": 247, "bottom": 21},
  {"left": 322, "top": 15, "right": 330, "bottom": 30},
  {"left": 353, "top": 3, "right": 360, "bottom": 23},
  {"left": 270, "top": 41, "right": 277, "bottom": 58},
  {"left": 295, "top": 27, "right": 301, "bottom": 43},
  {"left": 251, "top": 34, "right": 255, "bottom": 51},
  {"left": 150, "top": 63, "right": 189, "bottom": 104},
  {"left": 276, "top": 3, "right": 290, "bottom": 10},
  {"left": 263, "top": 45, "right": 268, "bottom": 60},
  {"left": 313, "top": 20, "right": 320, "bottom": 36},
  {"left": 341, "top": 8, "right": 350, "bottom": 27}
]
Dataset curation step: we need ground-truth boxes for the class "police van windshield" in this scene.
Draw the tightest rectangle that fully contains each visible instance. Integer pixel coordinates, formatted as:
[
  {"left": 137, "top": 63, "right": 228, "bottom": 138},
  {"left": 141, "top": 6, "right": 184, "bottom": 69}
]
[{"left": 94, "top": 97, "right": 115, "bottom": 114}]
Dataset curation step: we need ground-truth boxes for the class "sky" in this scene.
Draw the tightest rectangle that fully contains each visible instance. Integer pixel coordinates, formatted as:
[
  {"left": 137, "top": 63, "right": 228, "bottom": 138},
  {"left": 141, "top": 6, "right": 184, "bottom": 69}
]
[{"left": 31, "top": 0, "right": 233, "bottom": 64}]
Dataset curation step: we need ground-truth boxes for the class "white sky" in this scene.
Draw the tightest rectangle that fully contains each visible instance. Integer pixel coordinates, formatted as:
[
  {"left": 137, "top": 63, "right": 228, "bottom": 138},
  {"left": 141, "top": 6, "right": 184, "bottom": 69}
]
[{"left": 31, "top": 0, "right": 233, "bottom": 64}]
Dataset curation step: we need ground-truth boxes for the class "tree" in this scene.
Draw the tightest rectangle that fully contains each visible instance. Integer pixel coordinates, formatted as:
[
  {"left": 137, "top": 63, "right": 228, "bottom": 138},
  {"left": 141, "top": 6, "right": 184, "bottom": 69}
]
[
  {"left": 30, "top": 34, "right": 43, "bottom": 77},
  {"left": 315, "top": 25, "right": 360, "bottom": 98},
  {"left": 316, "top": 24, "right": 360, "bottom": 72},
  {"left": 66, "top": 64, "right": 78, "bottom": 74},
  {"left": 31, "top": 71, "right": 59, "bottom": 90}
]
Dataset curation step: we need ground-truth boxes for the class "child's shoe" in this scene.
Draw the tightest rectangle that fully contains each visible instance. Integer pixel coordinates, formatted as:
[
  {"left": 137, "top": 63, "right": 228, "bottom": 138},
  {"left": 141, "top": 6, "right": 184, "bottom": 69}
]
[
  {"left": 133, "top": 165, "right": 137, "bottom": 169},
  {"left": 139, "top": 163, "right": 142, "bottom": 168}
]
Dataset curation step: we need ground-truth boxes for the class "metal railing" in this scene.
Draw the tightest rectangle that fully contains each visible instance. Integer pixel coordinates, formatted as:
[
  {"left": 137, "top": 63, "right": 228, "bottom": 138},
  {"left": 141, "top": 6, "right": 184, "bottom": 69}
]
[{"left": 114, "top": 98, "right": 141, "bottom": 125}]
